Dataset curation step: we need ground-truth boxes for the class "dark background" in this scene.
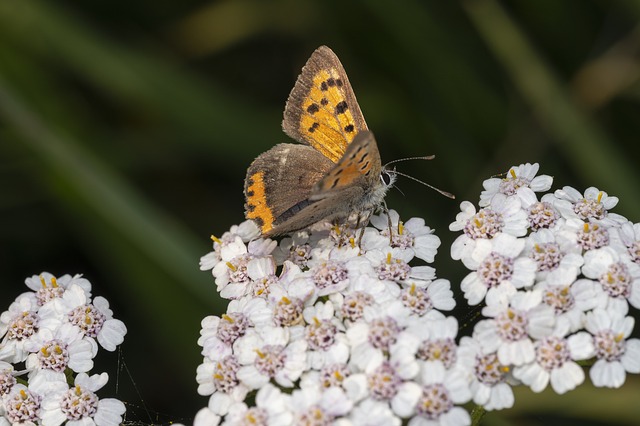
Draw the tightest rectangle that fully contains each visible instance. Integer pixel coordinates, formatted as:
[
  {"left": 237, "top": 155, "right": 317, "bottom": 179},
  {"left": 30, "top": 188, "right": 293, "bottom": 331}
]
[{"left": 1, "top": 0, "right": 639, "bottom": 424}]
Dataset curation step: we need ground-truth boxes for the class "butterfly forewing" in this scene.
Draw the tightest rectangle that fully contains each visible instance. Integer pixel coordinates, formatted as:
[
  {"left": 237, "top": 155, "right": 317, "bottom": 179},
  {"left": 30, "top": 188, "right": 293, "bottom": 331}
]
[
  {"left": 313, "top": 130, "right": 382, "bottom": 195},
  {"left": 282, "top": 46, "right": 368, "bottom": 163}
]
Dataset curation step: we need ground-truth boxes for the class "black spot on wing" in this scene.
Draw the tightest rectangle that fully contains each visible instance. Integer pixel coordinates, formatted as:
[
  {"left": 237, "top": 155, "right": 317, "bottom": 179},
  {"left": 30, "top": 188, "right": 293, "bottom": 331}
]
[{"left": 350, "top": 144, "right": 364, "bottom": 160}]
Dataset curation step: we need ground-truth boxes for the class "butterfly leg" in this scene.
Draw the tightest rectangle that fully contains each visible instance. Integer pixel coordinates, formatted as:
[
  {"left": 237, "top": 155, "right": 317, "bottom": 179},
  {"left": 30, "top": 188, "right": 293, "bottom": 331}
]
[
  {"left": 354, "top": 214, "right": 362, "bottom": 229},
  {"left": 355, "top": 209, "right": 375, "bottom": 248},
  {"left": 381, "top": 200, "right": 394, "bottom": 245}
]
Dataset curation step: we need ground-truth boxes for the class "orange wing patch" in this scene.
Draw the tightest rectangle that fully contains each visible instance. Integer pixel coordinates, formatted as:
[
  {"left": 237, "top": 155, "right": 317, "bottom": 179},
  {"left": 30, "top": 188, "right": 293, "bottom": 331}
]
[
  {"left": 245, "top": 171, "right": 274, "bottom": 234},
  {"left": 316, "top": 161, "right": 364, "bottom": 192},
  {"left": 299, "top": 69, "right": 359, "bottom": 163},
  {"left": 315, "top": 139, "right": 376, "bottom": 192}
]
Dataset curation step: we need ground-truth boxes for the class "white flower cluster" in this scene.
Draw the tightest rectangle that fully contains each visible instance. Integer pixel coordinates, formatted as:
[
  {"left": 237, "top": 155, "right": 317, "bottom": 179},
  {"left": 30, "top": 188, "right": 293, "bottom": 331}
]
[
  {"left": 198, "top": 214, "right": 468, "bottom": 425},
  {"left": 195, "top": 163, "right": 640, "bottom": 425},
  {"left": 0, "top": 272, "right": 127, "bottom": 426},
  {"left": 450, "top": 163, "right": 640, "bottom": 405}
]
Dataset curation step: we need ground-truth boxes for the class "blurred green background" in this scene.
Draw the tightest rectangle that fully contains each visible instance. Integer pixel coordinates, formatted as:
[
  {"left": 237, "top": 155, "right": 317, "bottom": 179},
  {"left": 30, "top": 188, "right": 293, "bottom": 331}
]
[{"left": 2, "top": 0, "right": 639, "bottom": 424}]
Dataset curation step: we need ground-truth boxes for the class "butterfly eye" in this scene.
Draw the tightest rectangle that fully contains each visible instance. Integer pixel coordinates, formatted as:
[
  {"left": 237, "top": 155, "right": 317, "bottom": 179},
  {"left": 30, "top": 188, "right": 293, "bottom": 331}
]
[{"left": 380, "top": 171, "right": 393, "bottom": 186}]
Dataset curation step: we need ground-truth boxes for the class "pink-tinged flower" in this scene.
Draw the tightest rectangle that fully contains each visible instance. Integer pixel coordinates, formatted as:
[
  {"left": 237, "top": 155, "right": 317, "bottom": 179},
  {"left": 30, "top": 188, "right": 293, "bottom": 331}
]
[
  {"left": 365, "top": 210, "right": 442, "bottom": 263},
  {"left": 480, "top": 163, "right": 552, "bottom": 207},
  {"left": 391, "top": 361, "right": 471, "bottom": 425},
  {"left": 211, "top": 236, "right": 277, "bottom": 296},
  {"left": 512, "top": 329, "right": 594, "bottom": 394},
  {"left": 224, "top": 384, "right": 292, "bottom": 425},
  {"left": 585, "top": 309, "right": 640, "bottom": 388},
  {"left": 456, "top": 336, "right": 516, "bottom": 411},
  {"left": 582, "top": 246, "right": 640, "bottom": 311},
  {"left": 460, "top": 233, "right": 536, "bottom": 305},
  {"left": 24, "top": 273, "right": 92, "bottom": 307},
  {"left": 0, "top": 293, "right": 42, "bottom": 363},
  {"left": 39, "top": 373, "right": 125, "bottom": 426},
  {"left": 235, "top": 326, "right": 307, "bottom": 389},
  {"left": 450, "top": 195, "right": 528, "bottom": 269},
  {"left": 476, "top": 290, "right": 556, "bottom": 366}
]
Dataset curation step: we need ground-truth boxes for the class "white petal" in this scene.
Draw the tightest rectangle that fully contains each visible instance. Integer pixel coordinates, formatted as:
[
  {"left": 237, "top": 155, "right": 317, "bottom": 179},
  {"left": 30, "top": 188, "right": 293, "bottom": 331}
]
[
  {"left": 567, "top": 332, "right": 595, "bottom": 360},
  {"left": 193, "top": 407, "right": 221, "bottom": 426},
  {"left": 484, "top": 382, "right": 514, "bottom": 411},
  {"left": 498, "top": 340, "right": 534, "bottom": 366},
  {"left": 621, "top": 339, "right": 640, "bottom": 373},
  {"left": 513, "top": 363, "right": 548, "bottom": 392},
  {"left": 589, "top": 359, "right": 626, "bottom": 388},
  {"left": 550, "top": 362, "right": 584, "bottom": 394},
  {"left": 94, "top": 398, "right": 126, "bottom": 426},
  {"left": 390, "top": 382, "right": 421, "bottom": 417},
  {"left": 440, "top": 406, "right": 471, "bottom": 426},
  {"left": 97, "top": 319, "right": 127, "bottom": 351}
]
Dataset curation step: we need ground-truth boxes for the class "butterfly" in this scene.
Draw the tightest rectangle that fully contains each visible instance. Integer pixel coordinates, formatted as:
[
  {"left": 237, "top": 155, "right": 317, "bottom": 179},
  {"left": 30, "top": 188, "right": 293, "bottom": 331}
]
[{"left": 244, "top": 46, "right": 396, "bottom": 237}]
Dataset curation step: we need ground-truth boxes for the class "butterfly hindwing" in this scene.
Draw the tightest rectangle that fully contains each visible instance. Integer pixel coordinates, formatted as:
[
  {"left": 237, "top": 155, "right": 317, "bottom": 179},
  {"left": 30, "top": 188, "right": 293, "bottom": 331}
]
[
  {"left": 282, "top": 46, "right": 368, "bottom": 164},
  {"left": 244, "top": 144, "right": 334, "bottom": 235}
]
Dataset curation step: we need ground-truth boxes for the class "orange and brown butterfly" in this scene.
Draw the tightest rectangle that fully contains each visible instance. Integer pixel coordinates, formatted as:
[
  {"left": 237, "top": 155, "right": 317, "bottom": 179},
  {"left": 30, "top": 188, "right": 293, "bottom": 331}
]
[{"left": 244, "top": 46, "right": 396, "bottom": 237}]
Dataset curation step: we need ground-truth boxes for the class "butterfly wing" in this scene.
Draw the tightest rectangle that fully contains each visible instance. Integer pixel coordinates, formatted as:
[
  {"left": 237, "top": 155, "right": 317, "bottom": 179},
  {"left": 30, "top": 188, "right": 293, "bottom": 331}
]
[
  {"left": 282, "top": 46, "right": 368, "bottom": 164},
  {"left": 312, "top": 130, "right": 382, "bottom": 198},
  {"left": 244, "top": 144, "right": 334, "bottom": 236},
  {"left": 246, "top": 46, "right": 386, "bottom": 237}
]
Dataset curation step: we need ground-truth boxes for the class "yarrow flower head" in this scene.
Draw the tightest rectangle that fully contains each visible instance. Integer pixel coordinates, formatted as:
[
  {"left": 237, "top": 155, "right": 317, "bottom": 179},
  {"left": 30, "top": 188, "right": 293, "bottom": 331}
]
[
  {"left": 40, "top": 372, "right": 126, "bottom": 426},
  {"left": 450, "top": 162, "right": 640, "bottom": 403},
  {"left": 479, "top": 163, "right": 553, "bottom": 207},
  {"left": 195, "top": 162, "right": 640, "bottom": 424},
  {"left": 0, "top": 273, "right": 127, "bottom": 425},
  {"left": 197, "top": 212, "right": 466, "bottom": 424}
]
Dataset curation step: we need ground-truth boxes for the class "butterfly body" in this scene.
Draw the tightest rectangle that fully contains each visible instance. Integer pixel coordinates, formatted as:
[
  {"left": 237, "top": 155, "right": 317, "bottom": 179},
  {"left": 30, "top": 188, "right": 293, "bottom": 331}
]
[{"left": 245, "top": 46, "right": 394, "bottom": 237}]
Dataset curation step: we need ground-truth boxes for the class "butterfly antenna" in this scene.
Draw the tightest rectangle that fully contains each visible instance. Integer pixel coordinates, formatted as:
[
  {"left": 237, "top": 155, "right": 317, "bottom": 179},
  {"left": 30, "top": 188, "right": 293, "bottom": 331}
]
[
  {"left": 384, "top": 155, "right": 435, "bottom": 167},
  {"left": 392, "top": 170, "right": 455, "bottom": 199}
]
